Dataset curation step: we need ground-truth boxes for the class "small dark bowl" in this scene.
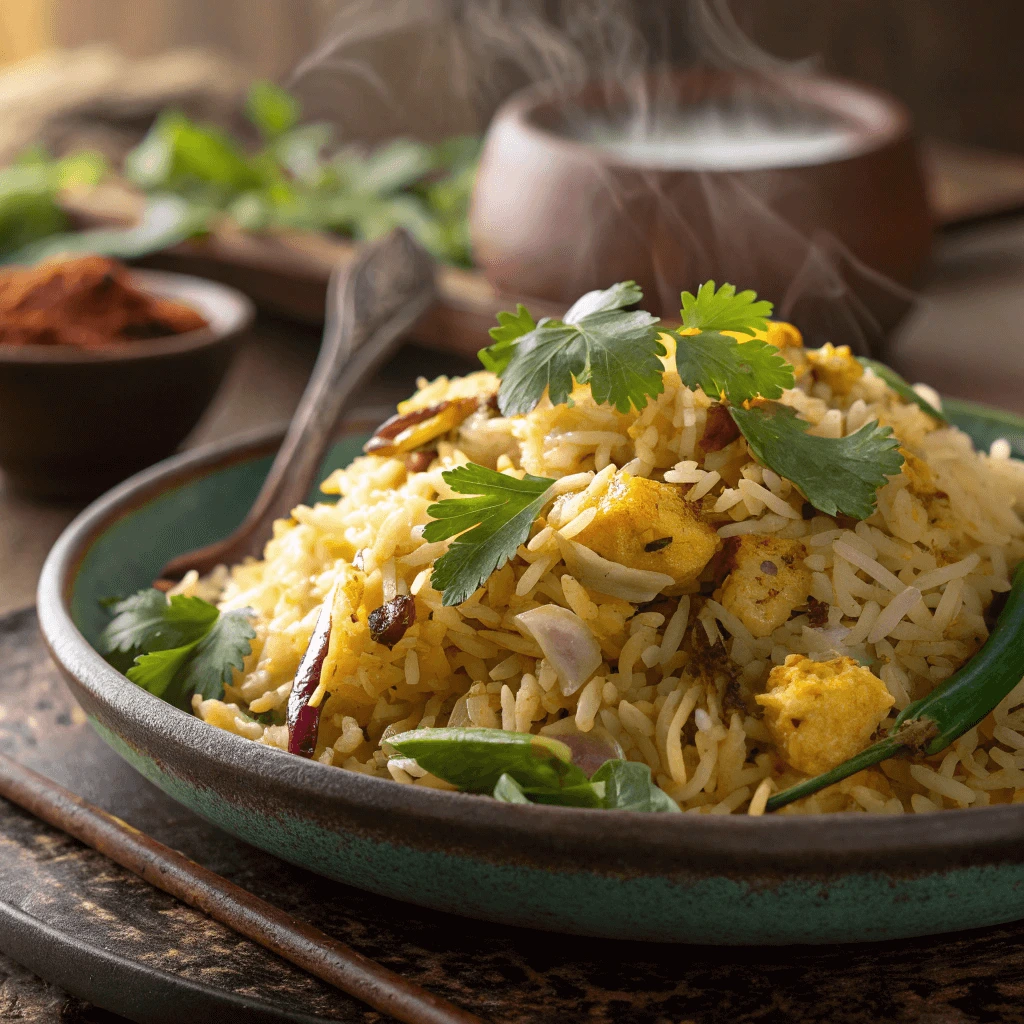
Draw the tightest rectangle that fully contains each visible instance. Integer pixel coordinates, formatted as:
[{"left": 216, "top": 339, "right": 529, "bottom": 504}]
[{"left": 0, "top": 269, "right": 255, "bottom": 499}]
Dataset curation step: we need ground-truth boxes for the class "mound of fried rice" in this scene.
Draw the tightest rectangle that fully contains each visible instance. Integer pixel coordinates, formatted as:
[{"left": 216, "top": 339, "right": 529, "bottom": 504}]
[{"left": 177, "top": 322, "right": 1024, "bottom": 814}]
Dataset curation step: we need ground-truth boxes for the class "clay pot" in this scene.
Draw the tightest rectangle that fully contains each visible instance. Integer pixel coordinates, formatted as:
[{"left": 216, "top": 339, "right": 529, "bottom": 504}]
[{"left": 470, "top": 69, "right": 932, "bottom": 346}]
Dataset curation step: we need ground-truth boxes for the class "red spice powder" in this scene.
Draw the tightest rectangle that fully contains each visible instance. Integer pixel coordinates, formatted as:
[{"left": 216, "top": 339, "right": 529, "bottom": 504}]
[{"left": 0, "top": 255, "right": 208, "bottom": 349}]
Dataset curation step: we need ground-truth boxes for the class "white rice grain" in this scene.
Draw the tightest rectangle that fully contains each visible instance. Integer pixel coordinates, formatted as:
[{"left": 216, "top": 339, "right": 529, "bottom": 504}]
[
  {"left": 659, "top": 597, "right": 690, "bottom": 664},
  {"left": 868, "top": 586, "right": 922, "bottom": 643}
]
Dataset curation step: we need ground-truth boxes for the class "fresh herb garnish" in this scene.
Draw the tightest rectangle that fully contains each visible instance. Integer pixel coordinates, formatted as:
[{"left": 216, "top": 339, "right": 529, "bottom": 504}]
[
  {"left": 492, "top": 773, "right": 532, "bottom": 803},
  {"left": 479, "top": 281, "right": 666, "bottom": 417},
  {"left": 591, "top": 759, "right": 681, "bottom": 813},
  {"left": 857, "top": 357, "right": 947, "bottom": 423},
  {"left": 389, "top": 727, "right": 599, "bottom": 805},
  {"left": 673, "top": 331, "right": 794, "bottom": 404},
  {"left": 388, "top": 727, "right": 680, "bottom": 812},
  {"left": 103, "top": 588, "right": 218, "bottom": 653},
  {"left": 478, "top": 303, "right": 535, "bottom": 375},
  {"left": 729, "top": 403, "right": 905, "bottom": 519},
  {"left": 679, "top": 280, "right": 774, "bottom": 335},
  {"left": 434, "top": 279, "right": 907, "bottom": 605},
  {"left": 424, "top": 464, "right": 556, "bottom": 606},
  {"left": 480, "top": 279, "right": 792, "bottom": 416},
  {"left": 100, "top": 589, "right": 255, "bottom": 708}
]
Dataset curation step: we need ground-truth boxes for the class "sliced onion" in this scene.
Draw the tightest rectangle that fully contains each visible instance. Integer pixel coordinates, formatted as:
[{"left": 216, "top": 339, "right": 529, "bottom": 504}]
[
  {"left": 516, "top": 605, "right": 602, "bottom": 696},
  {"left": 541, "top": 722, "right": 624, "bottom": 776},
  {"left": 556, "top": 534, "right": 674, "bottom": 604}
]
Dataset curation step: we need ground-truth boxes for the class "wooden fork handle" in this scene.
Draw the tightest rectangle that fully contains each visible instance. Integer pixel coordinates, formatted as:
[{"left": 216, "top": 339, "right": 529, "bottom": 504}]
[{"left": 160, "top": 230, "right": 437, "bottom": 580}]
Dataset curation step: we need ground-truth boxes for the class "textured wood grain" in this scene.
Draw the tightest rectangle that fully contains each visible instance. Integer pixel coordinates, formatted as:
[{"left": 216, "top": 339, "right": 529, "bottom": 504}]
[{"left": 6, "top": 608, "right": 1024, "bottom": 1023}]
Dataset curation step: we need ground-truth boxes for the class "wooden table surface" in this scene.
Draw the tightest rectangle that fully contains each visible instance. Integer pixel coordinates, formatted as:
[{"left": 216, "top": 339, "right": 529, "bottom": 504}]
[{"left": 3, "top": 217, "right": 1024, "bottom": 1021}]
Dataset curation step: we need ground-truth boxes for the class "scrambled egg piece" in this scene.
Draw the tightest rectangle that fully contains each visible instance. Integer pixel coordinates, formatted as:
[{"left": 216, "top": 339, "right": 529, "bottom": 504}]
[
  {"left": 763, "top": 321, "right": 804, "bottom": 351},
  {"left": 718, "top": 536, "right": 810, "bottom": 638},
  {"left": 571, "top": 473, "right": 720, "bottom": 585},
  {"left": 807, "top": 343, "right": 863, "bottom": 396},
  {"left": 756, "top": 654, "right": 895, "bottom": 775}
]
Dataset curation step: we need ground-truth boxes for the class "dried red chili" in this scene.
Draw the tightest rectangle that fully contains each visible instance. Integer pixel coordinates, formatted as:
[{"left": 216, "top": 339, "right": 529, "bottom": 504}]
[{"left": 287, "top": 595, "right": 334, "bottom": 758}]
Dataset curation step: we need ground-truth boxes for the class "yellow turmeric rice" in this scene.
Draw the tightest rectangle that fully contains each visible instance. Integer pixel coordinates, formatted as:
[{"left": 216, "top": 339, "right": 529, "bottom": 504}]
[{"left": 177, "top": 322, "right": 1024, "bottom": 814}]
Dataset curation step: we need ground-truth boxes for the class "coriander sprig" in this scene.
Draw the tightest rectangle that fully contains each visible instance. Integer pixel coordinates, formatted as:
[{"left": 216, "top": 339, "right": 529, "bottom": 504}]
[
  {"left": 730, "top": 403, "right": 905, "bottom": 520},
  {"left": 101, "top": 589, "right": 255, "bottom": 708},
  {"left": 673, "top": 331, "right": 794, "bottom": 405},
  {"left": 424, "top": 463, "right": 556, "bottom": 606},
  {"left": 478, "top": 280, "right": 667, "bottom": 417},
  {"left": 680, "top": 280, "right": 774, "bottom": 335},
  {"left": 420, "top": 280, "right": 913, "bottom": 607}
]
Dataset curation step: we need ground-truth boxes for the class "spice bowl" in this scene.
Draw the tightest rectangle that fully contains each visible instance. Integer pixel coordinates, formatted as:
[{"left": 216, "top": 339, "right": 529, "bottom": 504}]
[{"left": 0, "top": 269, "right": 254, "bottom": 499}]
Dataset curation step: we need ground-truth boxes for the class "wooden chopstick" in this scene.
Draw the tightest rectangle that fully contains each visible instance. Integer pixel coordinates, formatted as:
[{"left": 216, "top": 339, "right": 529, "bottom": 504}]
[{"left": 0, "top": 751, "right": 484, "bottom": 1024}]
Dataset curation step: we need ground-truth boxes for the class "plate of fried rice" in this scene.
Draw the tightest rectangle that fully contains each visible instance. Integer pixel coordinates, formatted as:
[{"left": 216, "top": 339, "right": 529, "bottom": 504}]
[{"left": 39, "top": 290, "right": 1024, "bottom": 944}]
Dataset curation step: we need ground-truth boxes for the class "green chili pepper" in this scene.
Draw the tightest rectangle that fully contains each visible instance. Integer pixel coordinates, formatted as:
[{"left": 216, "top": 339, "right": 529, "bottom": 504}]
[{"left": 766, "top": 562, "right": 1024, "bottom": 812}]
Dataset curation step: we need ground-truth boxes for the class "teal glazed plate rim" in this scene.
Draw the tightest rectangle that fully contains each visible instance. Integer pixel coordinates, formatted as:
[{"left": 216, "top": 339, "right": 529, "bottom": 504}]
[{"left": 36, "top": 399, "right": 1024, "bottom": 946}]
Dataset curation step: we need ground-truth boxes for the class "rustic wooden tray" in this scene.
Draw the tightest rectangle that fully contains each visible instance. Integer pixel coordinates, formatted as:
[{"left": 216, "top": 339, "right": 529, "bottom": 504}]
[
  {"left": 58, "top": 142, "right": 1024, "bottom": 365},
  {"left": 2, "top": 606, "right": 1024, "bottom": 1024},
  {"left": 61, "top": 184, "right": 566, "bottom": 363}
]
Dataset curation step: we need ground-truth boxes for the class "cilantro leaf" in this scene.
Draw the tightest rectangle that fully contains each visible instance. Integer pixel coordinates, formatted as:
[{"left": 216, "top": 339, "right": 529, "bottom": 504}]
[
  {"left": 477, "top": 283, "right": 643, "bottom": 382},
  {"left": 424, "top": 463, "right": 555, "bottom": 606},
  {"left": 857, "top": 357, "right": 947, "bottom": 423},
  {"left": 680, "top": 281, "right": 773, "bottom": 336},
  {"left": 592, "top": 760, "right": 681, "bottom": 813},
  {"left": 495, "top": 307, "right": 666, "bottom": 417},
  {"left": 175, "top": 609, "right": 257, "bottom": 704},
  {"left": 100, "top": 589, "right": 255, "bottom": 708},
  {"left": 127, "top": 641, "right": 202, "bottom": 700},
  {"left": 673, "top": 331, "right": 794, "bottom": 404},
  {"left": 479, "top": 303, "right": 536, "bottom": 375},
  {"left": 101, "top": 589, "right": 218, "bottom": 655},
  {"left": 729, "top": 403, "right": 905, "bottom": 519},
  {"left": 563, "top": 280, "right": 642, "bottom": 322}
]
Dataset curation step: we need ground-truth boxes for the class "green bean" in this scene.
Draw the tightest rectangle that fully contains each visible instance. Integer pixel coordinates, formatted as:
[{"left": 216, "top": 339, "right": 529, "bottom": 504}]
[{"left": 766, "top": 562, "right": 1024, "bottom": 812}]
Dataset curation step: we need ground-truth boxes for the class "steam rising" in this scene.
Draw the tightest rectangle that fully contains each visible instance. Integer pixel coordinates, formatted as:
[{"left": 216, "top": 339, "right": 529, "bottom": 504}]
[{"left": 293, "top": 0, "right": 920, "bottom": 355}]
